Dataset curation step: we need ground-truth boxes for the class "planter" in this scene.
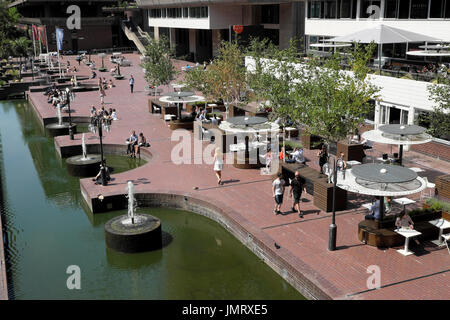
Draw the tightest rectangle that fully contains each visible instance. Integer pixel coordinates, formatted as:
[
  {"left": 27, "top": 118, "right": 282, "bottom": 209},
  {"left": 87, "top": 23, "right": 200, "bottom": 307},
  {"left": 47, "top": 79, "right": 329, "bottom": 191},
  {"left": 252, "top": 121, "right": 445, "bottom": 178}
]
[{"left": 300, "top": 131, "right": 323, "bottom": 150}]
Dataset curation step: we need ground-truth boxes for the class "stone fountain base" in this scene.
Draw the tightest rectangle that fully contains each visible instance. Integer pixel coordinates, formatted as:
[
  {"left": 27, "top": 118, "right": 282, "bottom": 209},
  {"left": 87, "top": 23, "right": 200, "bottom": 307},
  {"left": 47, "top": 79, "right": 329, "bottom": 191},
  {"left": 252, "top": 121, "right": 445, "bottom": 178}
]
[
  {"left": 66, "top": 154, "right": 102, "bottom": 177},
  {"left": 45, "top": 122, "right": 77, "bottom": 137},
  {"left": 105, "top": 214, "right": 162, "bottom": 253}
]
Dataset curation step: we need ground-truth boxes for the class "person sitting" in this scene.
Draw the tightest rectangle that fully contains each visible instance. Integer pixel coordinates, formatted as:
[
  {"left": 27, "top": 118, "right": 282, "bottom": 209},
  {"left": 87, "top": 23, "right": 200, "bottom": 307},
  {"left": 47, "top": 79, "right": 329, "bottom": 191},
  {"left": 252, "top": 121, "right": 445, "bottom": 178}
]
[
  {"left": 92, "top": 161, "right": 111, "bottom": 184},
  {"left": 336, "top": 152, "right": 347, "bottom": 171},
  {"left": 396, "top": 211, "right": 414, "bottom": 230},
  {"left": 134, "top": 132, "right": 149, "bottom": 158},
  {"left": 286, "top": 147, "right": 306, "bottom": 164},
  {"left": 198, "top": 109, "right": 208, "bottom": 122},
  {"left": 126, "top": 130, "right": 138, "bottom": 157},
  {"left": 365, "top": 198, "right": 381, "bottom": 220},
  {"left": 108, "top": 79, "right": 115, "bottom": 88},
  {"left": 110, "top": 66, "right": 117, "bottom": 74},
  {"left": 211, "top": 114, "right": 219, "bottom": 125},
  {"left": 111, "top": 109, "right": 118, "bottom": 121},
  {"left": 264, "top": 149, "right": 273, "bottom": 170},
  {"left": 90, "top": 70, "right": 97, "bottom": 79}
]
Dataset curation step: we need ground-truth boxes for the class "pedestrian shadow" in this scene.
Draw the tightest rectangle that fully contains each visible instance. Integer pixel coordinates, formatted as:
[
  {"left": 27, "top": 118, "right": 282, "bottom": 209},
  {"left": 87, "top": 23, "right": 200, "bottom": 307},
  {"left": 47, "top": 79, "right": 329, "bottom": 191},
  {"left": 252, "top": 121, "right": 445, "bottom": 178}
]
[
  {"left": 221, "top": 179, "right": 240, "bottom": 185},
  {"left": 336, "top": 243, "right": 366, "bottom": 250}
]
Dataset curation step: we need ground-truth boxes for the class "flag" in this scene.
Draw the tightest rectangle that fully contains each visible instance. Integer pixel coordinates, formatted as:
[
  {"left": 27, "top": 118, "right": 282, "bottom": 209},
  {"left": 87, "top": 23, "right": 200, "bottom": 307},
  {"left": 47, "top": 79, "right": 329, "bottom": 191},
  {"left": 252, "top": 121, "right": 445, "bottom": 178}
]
[
  {"left": 38, "top": 26, "right": 47, "bottom": 47},
  {"left": 56, "top": 27, "right": 64, "bottom": 51},
  {"left": 32, "top": 25, "right": 39, "bottom": 41}
]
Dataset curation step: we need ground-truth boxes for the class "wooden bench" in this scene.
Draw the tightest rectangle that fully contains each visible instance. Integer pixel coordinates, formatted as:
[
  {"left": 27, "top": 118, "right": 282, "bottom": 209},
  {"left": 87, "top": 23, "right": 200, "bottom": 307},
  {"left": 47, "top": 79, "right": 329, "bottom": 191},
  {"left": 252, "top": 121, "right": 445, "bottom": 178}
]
[{"left": 282, "top": 163, "right": 347, "bottom": 212}]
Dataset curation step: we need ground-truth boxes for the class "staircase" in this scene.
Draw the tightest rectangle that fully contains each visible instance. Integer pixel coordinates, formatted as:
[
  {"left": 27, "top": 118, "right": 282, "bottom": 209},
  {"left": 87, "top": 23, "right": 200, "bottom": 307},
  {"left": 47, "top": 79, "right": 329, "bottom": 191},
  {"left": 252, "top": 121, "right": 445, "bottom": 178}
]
[{"left": 121, "top": 21, "right": 151, "bottom": 55}]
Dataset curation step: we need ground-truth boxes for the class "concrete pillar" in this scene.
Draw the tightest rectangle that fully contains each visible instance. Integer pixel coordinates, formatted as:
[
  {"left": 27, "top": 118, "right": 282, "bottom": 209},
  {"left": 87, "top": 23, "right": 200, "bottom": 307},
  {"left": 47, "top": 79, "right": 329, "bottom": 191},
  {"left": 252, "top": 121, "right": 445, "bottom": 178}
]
[
  {"left": 279, "top": 2, "right": 305, "bottom": 49},
  {"left": 380, "top": 0, "right": 385, "bottom": 20},
  {"left": 154, "top": 27, "right": 159, "bottom": 40},
  {"left": 374, "top": 101, "right": 381, "bottom": 129},
  {"left": 169, "top": 28, "right": 176, "bottom": 50},
  {"left": 189, "top": 29, "right": 196, "bottom": 57},
  {"left": 356, "top": 0, "right": 361, "bottom": 20}
]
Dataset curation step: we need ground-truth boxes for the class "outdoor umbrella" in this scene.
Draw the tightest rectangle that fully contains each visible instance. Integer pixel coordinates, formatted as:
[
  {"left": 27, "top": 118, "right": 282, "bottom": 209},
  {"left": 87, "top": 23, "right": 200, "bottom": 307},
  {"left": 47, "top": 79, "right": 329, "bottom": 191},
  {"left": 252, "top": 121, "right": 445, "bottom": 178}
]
[
  {"left": 159, "top": 91, "right": 205, "bottom": 119},
  {"left": 325, "top": 24, "right": 441, "bottom": 72},
  {"left": 362, "top": 124, "right": 432, "bottom": 165}
]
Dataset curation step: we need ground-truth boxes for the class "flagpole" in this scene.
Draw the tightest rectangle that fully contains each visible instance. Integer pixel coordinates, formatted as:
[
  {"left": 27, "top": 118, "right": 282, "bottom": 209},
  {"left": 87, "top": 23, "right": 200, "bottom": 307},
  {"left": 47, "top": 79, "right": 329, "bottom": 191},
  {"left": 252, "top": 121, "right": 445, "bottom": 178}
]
[
  {"left": 38, "top": 27, "right": 42, "bottom": 62},
  {"left": 32, "top": 25, "right": 37, "bottom": 59},
  {"left": 56, "top": 26, "right": 62, "bottom": 78}
]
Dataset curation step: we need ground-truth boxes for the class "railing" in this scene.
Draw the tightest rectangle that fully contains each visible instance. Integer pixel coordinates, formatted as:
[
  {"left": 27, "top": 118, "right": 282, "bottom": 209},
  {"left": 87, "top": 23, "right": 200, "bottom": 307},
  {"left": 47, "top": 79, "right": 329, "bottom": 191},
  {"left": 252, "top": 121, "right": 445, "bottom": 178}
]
[{"left": 120, "top": 21, "right": 146, "bottom": 54}]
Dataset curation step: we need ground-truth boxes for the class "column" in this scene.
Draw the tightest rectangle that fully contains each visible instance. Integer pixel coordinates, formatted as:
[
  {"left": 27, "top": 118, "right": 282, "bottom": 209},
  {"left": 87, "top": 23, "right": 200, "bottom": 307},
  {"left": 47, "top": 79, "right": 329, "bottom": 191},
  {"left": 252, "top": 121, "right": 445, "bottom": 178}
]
[
  {"left": 374, "top": 101, "right": 381, "bottom": 130},
  {"left": 356, "top": 0, "right": 361, "bottom": 20}
]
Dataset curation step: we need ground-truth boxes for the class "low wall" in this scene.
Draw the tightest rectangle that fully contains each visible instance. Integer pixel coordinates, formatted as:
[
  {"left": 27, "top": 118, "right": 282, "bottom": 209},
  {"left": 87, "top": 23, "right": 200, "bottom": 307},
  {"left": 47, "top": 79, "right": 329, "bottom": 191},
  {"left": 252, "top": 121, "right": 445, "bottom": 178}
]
[
  {"left": 411, "top": 139, "right": 450, "bottom": 162},
  {"left": 80, "top": 189, "right": 331, "bottom": 301}
]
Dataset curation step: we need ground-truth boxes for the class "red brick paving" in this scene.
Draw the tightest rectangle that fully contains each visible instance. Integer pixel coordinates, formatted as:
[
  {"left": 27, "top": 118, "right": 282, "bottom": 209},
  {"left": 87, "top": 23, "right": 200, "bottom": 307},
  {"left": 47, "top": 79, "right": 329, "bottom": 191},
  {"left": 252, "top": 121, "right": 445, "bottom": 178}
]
[{"left": 27, "top": 53, "right": 450, "bottom": 300}]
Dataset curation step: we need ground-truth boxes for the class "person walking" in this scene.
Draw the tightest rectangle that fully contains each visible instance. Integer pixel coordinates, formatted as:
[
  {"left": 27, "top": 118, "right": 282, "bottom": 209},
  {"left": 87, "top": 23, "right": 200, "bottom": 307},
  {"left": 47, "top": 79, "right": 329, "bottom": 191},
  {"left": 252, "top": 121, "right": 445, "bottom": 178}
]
[
  {"left": 213, "top": 147, "right": 224, "bottom": 185},
  {"left": 129, "top": 75, "right": 134, "bottom": 93},
  {"left": 317, "top": 145, "right": 328, "bottom": 174},
  {"left": 289, "top": 171, "right": 306, "bottom": 218},
  {"left": 99, "top": 85, "right": 106, "bottom": 106},
  {"left": 272, "top": 172, "right": 285, "bottom": 215}
]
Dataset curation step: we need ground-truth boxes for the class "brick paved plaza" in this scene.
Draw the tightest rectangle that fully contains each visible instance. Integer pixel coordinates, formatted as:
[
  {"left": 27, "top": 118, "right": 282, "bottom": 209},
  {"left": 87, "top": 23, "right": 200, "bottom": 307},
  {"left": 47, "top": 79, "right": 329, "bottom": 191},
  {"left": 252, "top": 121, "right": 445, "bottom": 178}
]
[{"left": 23, "top": 53, "right": 450, "bottom": 300}]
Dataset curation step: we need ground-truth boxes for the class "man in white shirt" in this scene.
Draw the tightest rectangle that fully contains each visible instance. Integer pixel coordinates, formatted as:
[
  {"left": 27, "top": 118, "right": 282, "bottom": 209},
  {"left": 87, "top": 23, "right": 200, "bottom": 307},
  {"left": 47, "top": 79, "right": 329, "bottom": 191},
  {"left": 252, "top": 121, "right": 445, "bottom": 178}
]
[{"left": 272, "top": 173, "right": 285, "bottom": 215}]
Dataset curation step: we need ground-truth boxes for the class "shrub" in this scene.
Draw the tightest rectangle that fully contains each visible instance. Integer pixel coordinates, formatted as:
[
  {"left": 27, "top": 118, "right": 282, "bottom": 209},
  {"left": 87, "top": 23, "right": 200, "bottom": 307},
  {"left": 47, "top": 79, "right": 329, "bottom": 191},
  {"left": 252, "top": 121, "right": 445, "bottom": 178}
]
[
  {"left": 282, "top": 140, "right": 302, "bottom": 151},
  {"left": 425, "top": 198, "right": 450, "bottom": 212}
]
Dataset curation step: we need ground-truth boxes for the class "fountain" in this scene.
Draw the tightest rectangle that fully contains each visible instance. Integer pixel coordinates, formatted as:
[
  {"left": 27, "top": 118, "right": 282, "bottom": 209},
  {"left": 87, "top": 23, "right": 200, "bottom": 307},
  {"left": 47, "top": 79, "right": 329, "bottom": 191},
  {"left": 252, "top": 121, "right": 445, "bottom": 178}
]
[
  {"left": 66, "top": 133, "right": 102, "bottom": 177},
  {"left": 104, "top": 181, "right": 162, "bottom": 253},
  {"left": 45, "top": 105, "right": 77, "bottom": 137}
]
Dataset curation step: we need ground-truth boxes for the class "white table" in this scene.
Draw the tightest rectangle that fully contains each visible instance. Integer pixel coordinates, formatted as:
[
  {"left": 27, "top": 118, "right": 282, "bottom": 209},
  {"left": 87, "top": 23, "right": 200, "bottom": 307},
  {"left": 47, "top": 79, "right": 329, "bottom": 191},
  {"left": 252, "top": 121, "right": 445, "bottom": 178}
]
[
  {"left": 410, "top": 167, "right": 425, "bottom": 173},
  {"left": 164, "top": 114, "right": 175, "bottom": 121},
  {"left": 428, "top": 218, "right": 450, "bottom": 247},
  {"left": 394, "top": 197, "right": 416, "bottom": 214},
  {"left": 171, "top": 83, "right": 186, "bottom": 91},
  {"left": 347, "top": 160, "right": 361, "bottom": 166},
  {"left": 207, "top": 103, "right": 218, "bottom": 113},
  {"left": 394, "top": 228, "right": 422, "bottom": 256}
]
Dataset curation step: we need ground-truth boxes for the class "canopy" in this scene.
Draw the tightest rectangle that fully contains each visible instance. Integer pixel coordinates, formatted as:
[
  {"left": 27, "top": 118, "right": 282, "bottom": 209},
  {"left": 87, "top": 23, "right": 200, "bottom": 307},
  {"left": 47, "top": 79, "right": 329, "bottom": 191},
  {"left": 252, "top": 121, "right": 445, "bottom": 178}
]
[
  {"left": 325, "top": 24, "right": 440, "bottom": 44},
  {"left": 407, "top": 50, "right": 450, "bottom": 57}
]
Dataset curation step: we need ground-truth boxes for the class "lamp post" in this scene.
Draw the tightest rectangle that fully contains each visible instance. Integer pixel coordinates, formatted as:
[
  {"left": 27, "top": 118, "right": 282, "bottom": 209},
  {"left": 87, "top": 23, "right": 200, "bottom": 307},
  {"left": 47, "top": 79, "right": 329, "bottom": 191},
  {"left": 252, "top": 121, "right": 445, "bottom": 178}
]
[
  {"left": 65, "top": 87, "right": 74, "bottom": 140},
  {"left": 90, "top": 114, "right": 109, "bottom": 186},
  {"left": 328, "top": 157, "right": 338, "bottom": 251}
]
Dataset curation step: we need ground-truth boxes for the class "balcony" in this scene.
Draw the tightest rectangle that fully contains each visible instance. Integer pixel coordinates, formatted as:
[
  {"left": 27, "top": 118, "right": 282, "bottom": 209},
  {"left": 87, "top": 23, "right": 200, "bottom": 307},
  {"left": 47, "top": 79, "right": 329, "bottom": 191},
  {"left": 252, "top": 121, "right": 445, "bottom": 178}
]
[{"left": 18, "top": 16, "right": 119, "bottom": 26}]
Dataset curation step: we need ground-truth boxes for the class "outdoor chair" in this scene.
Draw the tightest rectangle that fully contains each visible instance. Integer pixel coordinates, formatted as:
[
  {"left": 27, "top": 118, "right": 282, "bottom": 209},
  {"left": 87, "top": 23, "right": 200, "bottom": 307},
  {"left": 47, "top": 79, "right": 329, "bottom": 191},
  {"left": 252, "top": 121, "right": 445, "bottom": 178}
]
[
  {"left": 420, "top": 177, "right": 436, "bottom": 201},
  {"left": 442, "top": 234, "right": 450, "bottom": 255}
]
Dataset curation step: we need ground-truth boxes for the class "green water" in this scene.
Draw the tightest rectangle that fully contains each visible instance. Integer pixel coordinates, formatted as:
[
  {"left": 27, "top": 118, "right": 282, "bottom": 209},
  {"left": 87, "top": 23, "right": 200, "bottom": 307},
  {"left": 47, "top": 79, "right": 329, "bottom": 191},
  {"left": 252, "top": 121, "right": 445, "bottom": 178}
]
[{"left": 0, "top": 100, "right": 304, "bottom": 300}]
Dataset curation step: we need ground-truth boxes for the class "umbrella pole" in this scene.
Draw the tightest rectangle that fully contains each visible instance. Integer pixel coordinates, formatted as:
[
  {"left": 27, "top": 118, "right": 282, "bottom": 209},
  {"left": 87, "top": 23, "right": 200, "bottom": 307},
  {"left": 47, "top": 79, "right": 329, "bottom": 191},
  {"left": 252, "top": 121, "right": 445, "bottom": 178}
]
[
  {"left": 399, "top": 144, "right": 403, "bottom": 166},
  {"left": 379, "top": 196, "right": 385, "bottom": 221}
]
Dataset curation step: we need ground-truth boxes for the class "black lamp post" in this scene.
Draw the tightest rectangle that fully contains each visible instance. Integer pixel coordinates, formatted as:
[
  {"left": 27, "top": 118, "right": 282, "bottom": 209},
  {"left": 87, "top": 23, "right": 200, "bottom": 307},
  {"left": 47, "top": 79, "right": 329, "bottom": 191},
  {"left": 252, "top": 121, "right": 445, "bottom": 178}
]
[
  {"left": 65, "top": 87, "right": 74, "bottom": 140},
  {"left": 91, "top": 115, "right": 109, "bottom": 186},
  {"left": 328, "top": 157, "right": 338, "bottom": 251}
]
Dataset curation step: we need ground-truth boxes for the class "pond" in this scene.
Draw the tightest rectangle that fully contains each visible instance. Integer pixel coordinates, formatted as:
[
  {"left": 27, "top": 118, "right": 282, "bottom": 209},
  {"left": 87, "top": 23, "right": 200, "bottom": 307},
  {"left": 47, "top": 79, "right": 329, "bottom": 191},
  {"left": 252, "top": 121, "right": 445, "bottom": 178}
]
[{"left": 0, "top": 99, "right": 304, "bottom": 300}]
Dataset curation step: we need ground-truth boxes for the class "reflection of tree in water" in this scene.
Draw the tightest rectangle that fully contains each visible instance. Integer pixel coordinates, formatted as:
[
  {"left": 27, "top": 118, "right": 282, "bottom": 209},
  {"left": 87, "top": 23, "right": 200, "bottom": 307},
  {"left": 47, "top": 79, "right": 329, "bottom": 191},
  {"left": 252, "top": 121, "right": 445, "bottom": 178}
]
[{"left": 14, "top": 100, "right": 82, "bottom": 208}]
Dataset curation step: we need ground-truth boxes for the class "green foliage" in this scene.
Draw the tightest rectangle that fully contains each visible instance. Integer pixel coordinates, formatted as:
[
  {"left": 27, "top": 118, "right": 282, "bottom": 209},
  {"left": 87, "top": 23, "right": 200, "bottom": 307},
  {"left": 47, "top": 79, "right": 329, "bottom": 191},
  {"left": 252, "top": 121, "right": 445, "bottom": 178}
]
[
  {"left": 141, "top": 36, "right": 177, "bottom": 89},
  {"left": 427, "top": 78, "right": 450, "bottom": 140},
  {"left": 283, "top": 140, "right": 302, "bottom": 151},
  {"left": 0, "top": 2, "right": 28, "bottom": 60},
  {"left": 185, "top": 40, "right": 247, "bottom": 105},
  {"left": 425, "top": 198, "right": 450, "bottom": 212}
]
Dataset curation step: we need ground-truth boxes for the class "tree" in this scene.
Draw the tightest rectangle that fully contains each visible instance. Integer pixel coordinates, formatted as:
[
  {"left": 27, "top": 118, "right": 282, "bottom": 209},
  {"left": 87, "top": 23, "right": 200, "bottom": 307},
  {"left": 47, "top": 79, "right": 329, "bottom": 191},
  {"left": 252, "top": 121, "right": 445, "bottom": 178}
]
[
  {"left": 184, "top": 40, "right": 247, "bottom": 107},
  {"left": 141, "top": 35, "right": 177, "bottom": 94},
  {"left": 427, "top": 79, "right": 450, "bottom": 140},
  {"left": 12, "top": 36, "right": 32, "bottom": 77},
  {"left": 247, "top": 39, "right": 379, "bottom": 147},
  {"left": 0, "top": 2, "right": 24, "bottom": 60}
]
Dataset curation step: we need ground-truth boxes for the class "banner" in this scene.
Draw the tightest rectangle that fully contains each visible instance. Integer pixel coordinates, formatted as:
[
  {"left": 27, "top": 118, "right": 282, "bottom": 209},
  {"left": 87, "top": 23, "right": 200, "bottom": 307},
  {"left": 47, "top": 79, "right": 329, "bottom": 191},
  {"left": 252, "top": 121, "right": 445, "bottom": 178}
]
[
  {"left": 38, "top": 26, "right": 47, "bottom": 47},
  {"left": 56, "top": 27, "right": 64, "bottom": 51},
  {"left": 32, "top": 25, "right": 39, "bottom": 41}
]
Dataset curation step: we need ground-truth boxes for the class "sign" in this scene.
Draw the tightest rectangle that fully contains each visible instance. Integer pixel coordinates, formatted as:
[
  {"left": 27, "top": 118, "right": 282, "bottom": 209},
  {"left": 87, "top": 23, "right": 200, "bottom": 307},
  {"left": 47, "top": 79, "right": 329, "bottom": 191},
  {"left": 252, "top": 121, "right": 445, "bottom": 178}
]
[
  {"left": 233, "top": 25, "right": 243, "bottom": 34},
  {"left": 56, "top": 27, "right": 64, "bottom": 51}
]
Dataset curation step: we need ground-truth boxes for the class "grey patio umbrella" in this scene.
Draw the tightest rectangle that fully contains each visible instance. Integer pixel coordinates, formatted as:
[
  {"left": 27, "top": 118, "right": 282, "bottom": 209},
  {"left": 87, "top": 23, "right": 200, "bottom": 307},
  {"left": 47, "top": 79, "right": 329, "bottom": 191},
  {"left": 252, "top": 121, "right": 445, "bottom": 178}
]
[{"left": 325, "top": 24, "right": 441, "bottom": 72}]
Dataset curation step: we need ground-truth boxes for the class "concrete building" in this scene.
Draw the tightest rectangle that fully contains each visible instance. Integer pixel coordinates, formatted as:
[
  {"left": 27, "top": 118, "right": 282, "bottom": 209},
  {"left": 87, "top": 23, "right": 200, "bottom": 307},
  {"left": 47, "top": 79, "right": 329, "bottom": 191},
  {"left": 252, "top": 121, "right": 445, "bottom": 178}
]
[
  {"left": 137, "top": 0, "right": 307, "bottom": 62},
  {"left": 9, "top": 0, "right": 132, "bottom": 52}
]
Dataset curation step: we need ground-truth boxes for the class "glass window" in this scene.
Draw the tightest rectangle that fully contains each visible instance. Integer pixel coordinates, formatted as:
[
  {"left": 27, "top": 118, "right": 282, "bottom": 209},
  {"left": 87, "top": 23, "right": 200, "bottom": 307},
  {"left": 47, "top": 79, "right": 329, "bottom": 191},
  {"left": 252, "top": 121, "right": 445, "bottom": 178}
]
[
  {"left": 262, "top": 5, "right": 280, "bottom": 23},
  {"left": 324, "top": 1, "right": 337, "bottom": 18},
  {"left": 360, "top": 0, "right": 381, "bottom": 18},
  {"left": 430, "top": 0, "right": 444, "bottom": 18},
  {"left": 310, "top": 1, "right": 321, "bottom": 18},
  {"left": 446, "top": 0, "right": 450, "bottom": 18},
  {"left": 352, "top": 0, "right": 357, "bottom": 18},
  {"left": 183, "top": 8, "right": 188, "bottom": 18},
  {"left": 410, "top": 0, "right": 428, "bottom": 18},
  {"left": 385, "top": 0, "right": 398, "bottom": 18},
  {"left": 398, "top": 0, "right": 410, "bottom": 19},
  {"left": 161, "top": 8, "right": 166, "bottom": 18},
  {"left": 340, "top": 0, "right": 352, "bottom": 18}
]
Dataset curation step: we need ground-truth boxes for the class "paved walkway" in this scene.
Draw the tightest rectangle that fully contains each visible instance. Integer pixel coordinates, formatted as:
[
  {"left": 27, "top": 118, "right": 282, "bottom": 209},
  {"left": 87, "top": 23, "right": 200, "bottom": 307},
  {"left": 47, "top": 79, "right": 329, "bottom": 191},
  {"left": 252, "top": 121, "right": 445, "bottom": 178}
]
[{"left": 27, "top": 53, "right": 450, "bottom": 300}]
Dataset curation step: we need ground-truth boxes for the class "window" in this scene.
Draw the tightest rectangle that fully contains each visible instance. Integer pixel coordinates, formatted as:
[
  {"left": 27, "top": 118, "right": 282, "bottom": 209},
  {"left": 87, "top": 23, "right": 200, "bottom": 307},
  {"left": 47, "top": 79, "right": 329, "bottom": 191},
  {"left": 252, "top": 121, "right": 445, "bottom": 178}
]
[
  {"left": 261, "top": 5, "right": 280, "bottom": 23},
  {"left": 398, "top": 0, "right": 410, "bottom": 19},
  {"left": 161, "top": 8, "right": 166, "bottom": 18},
  {"left": 385, "top": 0, "right": 398, "bottom": 18},
  {"left": 324, "top": 0, "right": 337, "bottom": 18},
  {"left": 360, "top": 0, "right": 381, "bottom": 18},
  {"left": 340, "top": 0, "right": 352, "bottom": 18},
  {"left": 410, "top": 0, "right": 428, "bottom": 18},
  {"left": 430, "top": 0, "right": 444, "bottom": 18},
  {"left": 183, "top": 8, "right": 188, "bottom": 18},
  {"left": 446, "top": 0, "right": 450, "bottom": 18},
  {"left": 310, "top": 1, "right": 321, "bottom": 18}
]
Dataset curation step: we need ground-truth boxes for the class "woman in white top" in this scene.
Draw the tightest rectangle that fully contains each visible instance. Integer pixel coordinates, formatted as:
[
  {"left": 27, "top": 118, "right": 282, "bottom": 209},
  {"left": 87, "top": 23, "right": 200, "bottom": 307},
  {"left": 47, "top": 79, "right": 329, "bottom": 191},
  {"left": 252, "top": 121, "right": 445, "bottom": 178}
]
[{"left": 213, "top": 147, "right": 224, "bottom": 185}]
